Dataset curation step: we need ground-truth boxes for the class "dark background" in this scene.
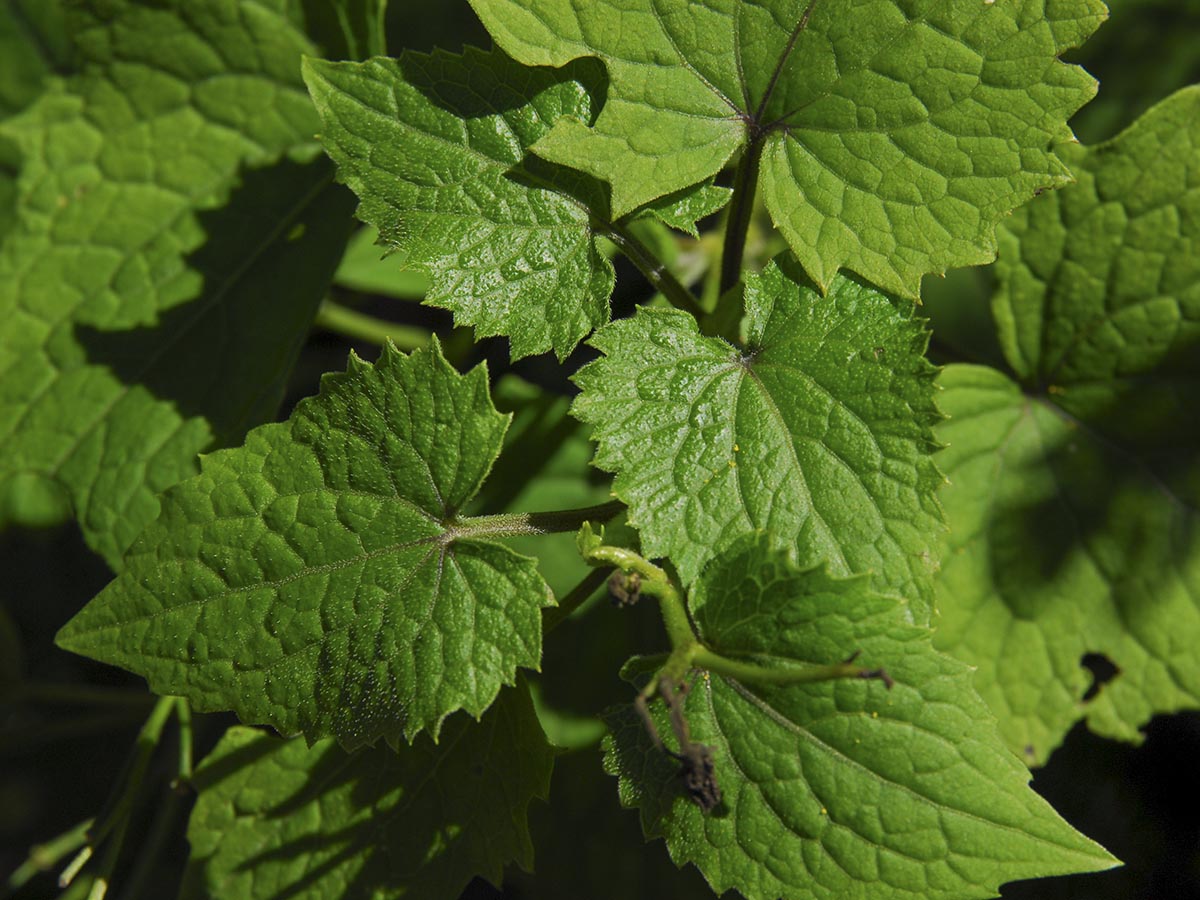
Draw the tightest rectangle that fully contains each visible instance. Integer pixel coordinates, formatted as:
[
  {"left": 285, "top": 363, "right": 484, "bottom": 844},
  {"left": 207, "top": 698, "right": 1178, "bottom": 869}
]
[{"left": 4, "top": 1, "right": 1200, "bottom": 898}]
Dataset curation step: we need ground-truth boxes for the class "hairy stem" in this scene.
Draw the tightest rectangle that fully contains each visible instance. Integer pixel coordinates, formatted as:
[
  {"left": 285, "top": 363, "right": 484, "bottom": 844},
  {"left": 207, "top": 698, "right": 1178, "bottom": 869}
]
[
  {"left": 601, "top": 219, "right": 706, "bottom": 319},
  {"left": 451, "top": 499, "right": 625, "bottom": 540},
  {"left": 719, "top": 136, "right": 765, "bottom": 295},
  {"left": 577, "top": 537, "right": 697, "bottom": 655},
  {"left": 315, "top": 300, "right": 429, "bottom": 350}
]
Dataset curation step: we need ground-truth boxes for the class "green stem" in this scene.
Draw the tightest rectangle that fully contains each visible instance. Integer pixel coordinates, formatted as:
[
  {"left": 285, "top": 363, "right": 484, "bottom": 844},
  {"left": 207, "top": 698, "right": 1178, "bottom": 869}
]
[
  {"left": 57, "top": 847, "right": 92, "bottom": 890},
  {"left": 85, "top": 817, "right": 127, "bottom": 900},
  {"left": 543, "top": 567, "right": 611, "bottom": 634},
  {"left": 601, "top": 219, "right": 705, "bottom": 319},
  {"left": 693, "top": 647, "right": 892, "bottom": 688},
  {"left": 719, "top": 136, "right": 765, "bottom": 295},
  {"left": 174, "top": 698, "right": 193, "bottom": 787},
  {"left": 577, "top": 539, "right": 697, "bottom": 656},
  {"left": 315, "top": 300, "right": 429, "bottom": 350},
  {"left": 4, "top": 818, "right": 93, "bottom": 895},
  {"left": 450, "top": 499, "right": 625, "bottom": 541}
]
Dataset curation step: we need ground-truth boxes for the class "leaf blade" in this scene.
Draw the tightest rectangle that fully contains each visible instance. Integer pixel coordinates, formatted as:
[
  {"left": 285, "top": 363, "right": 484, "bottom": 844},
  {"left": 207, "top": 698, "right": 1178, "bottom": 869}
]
[
  {"left": 605, "top": 537, "right": 1117, "bottom": 900},
  {"left": 471, "top": 0, "right": 1105, "bottom": 295},
  {"left": 304, "top": 47, "right": 616, "bottom": 361},
  {"left": 572, "top": 260, "right": 942, "bottom": 616},
  {"left": 0, "top": 0, "right": 354, "bottom": 567},
  {"left": 934, "top": 88, "right": 1200, "bottom": 762},
  {"left": 182, "top": 683, "right": 554, "bottom": 900},
  {"left": 57, "top": 341, "right": 554, "bottom": 747}
]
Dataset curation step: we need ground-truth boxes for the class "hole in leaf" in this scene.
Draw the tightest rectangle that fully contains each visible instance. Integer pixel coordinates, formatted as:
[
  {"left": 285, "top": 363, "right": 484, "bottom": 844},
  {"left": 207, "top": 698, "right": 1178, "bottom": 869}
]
[{"left": 1081, "top": 652, "right": 1120, "bottom": 702}]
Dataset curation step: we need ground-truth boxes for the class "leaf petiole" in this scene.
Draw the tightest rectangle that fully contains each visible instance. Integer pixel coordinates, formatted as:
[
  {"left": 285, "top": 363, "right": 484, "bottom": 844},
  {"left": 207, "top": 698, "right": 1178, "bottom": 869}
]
[
  {"left": 315, "top": 300, "right": 429, "bottom": 350},
  {"left": 450, "top": 499, "right": 625, "bottom": 541},
  {"left": 4, "top": 817, "right": 93, "bottom": 895},
  {"left": 693, "top": 647, "right": 894, "bottom": 690},
  {"left": 718, "top": 136, "right": 765, "bottom": 295},
  {"left": 599, "top": 219, "right": 705, "bottom": 319}
]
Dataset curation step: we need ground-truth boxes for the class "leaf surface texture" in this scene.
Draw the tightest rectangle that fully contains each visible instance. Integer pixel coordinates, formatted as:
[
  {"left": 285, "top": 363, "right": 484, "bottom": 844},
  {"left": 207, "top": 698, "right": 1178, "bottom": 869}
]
[
  {"left": 0, "top": 0, "right": 353, "bottom": 566},
  {"left": 934, "top": 88, "right": 1200, "bottom": 761},
  {"left": 573, "top": 261, "right": 942, "bottom": 614},
  {"left": 58, "top": 342, "right": 553, "bottom": 747},
  {"left": 605, "top": 537, "right": 1117, "bottom": 899},
  {"left": 470, "top": 0, "right": 1105, "bottom": 295},
  {"left": 183, "top": 684, "right": 553, "bottom": 900},
  {"left": 305, "top": 47, "right": 616, "bottom": 360}
]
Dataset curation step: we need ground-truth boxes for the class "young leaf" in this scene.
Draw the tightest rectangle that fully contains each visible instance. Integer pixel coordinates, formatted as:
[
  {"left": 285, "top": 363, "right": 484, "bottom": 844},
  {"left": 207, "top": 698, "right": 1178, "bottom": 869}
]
[
  {"left": 182, "top": 683, "right": 554, "bottom": 900},
  {"left": 605, "top": 536, "right": 1117, "bottom": 900},
  {"left": 56, "top": 341, "right": 554, "bottom": 748},
  {"left": 479, "top": 375, "right": 613, "bottom": 596},
  {"left": 572, "top": 259, "right": 942, "bottom": 617},
  {"left": 470, "top": 0, "right": 1105, "bottom": 296},
  {"left": 0, "top": 0, "right": 354, "bottom": 568},
  {"left": 304, "top": 47, "right": 616, "bottom": 360},
  {"left": 933, "top": 84, "right": 1200, "bottom": 764}
]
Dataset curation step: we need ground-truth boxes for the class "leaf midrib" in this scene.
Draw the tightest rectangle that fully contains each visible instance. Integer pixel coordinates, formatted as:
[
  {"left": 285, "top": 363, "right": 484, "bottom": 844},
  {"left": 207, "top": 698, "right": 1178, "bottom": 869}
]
[{"left": 717, "top": 676, "right": 1085, "bottom": 851}]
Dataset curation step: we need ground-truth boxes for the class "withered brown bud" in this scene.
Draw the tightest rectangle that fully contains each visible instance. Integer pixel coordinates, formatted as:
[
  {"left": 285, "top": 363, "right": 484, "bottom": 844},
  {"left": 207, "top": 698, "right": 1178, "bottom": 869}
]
[
  {"left": 608, "top": 569, "right": 643, "bottom": 607},
  {"left": 677, "top": 742, "right": 722, "bottom": 813}
]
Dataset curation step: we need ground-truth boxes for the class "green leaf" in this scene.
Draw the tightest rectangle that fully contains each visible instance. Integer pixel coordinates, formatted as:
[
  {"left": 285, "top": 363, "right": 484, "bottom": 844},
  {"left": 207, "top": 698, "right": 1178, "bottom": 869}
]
[
  {"left": 470, "top": 0, "right": 1105, "bottom": 296},
  {"left": 992, "top": 88, "right": 1200, "bottom": 395},
  {"left": 0, "top": 0, "right": 354, "bottom": 569},
  {"left": 182, "top": 682, "right": 554, "bottom": 900},
  {"left": 0, "top": 0, "right": 70, "bottom": 245},
  {"left": 480, "top": 374, "right": 613, "bottom": 596},
  {"left": 639, "top": 181, "right": 731, "bottom": 239},
  {"left": 572, "top": 259, "right": 942, "bottom": 616},
  {"left": 56, "top": 341, "right": 554, "bottom": 747},
  {"left": 304, "top": 47, "right": 616, "bottom": 360},
  {"left": 933, "top": 88, "right": 1200, "bottom": 763},
  {"left": 605, "top": 536, "right": 1117, "bottom": 900},
  {"left": 0, "top": 0, "right": 67, "bottom": 118}
]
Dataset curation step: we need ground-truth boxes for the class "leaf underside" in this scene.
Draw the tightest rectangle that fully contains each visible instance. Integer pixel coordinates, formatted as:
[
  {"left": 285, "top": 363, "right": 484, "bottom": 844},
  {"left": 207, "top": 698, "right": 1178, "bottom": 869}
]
[
  {"left": 182, "top": 683, "right": 554, "bottom": 900},
  {"left": 605, "top": 536, "right": 1116, "bottom": 900},
  {"left": 470, "top": 0, "right": 1106, "bottom": 296},
  {"left": 573, "top": 260, "right": 943, "bottom": 618},
  {"left": 933, "top": 87, "right": 1200, "bottom": 763},
  {"left": 0, "top": 0, "right": 353, "bottom": 568},
  {"left": 57, "top": 341, "right": 553, "bottom": 748}
]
